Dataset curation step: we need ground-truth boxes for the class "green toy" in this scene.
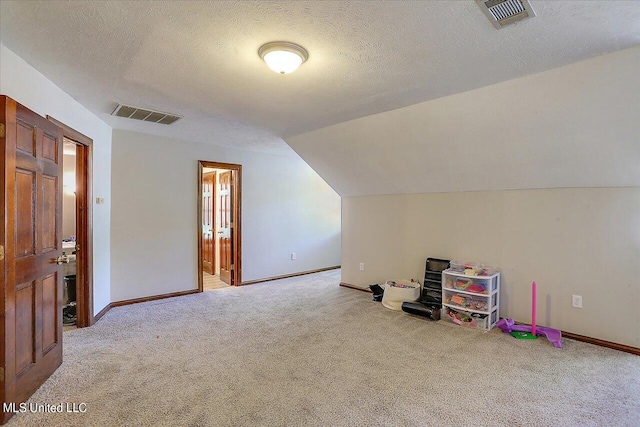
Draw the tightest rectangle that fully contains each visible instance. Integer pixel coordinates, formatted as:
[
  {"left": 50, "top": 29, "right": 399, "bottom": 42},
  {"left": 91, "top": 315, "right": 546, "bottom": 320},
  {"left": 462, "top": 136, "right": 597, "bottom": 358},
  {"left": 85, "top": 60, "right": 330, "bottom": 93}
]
[{"left": 510, "top": 331, "right": 537, "bottom": 340}]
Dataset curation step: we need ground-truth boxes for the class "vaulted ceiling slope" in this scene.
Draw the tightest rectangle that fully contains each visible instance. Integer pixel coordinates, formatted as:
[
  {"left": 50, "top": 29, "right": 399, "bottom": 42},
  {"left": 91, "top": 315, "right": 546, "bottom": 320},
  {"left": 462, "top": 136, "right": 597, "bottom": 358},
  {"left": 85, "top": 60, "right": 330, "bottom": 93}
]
[
  {"left": 1, "top": 1, "right": 639, "bottom": 154},
  {"left": 287, "top": 46, "right": 640, "bottom": 197}
]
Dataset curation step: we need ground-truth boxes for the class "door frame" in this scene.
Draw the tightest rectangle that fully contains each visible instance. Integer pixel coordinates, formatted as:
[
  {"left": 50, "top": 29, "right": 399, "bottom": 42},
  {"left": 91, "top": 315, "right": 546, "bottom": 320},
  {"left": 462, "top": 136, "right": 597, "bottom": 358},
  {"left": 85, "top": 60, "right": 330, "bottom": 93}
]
[
  {"left": 197, "top": 161, "right": 242, "bottom": 289},
  {"left": 46, "top": 116, "right": 94, "bottom": 327}
]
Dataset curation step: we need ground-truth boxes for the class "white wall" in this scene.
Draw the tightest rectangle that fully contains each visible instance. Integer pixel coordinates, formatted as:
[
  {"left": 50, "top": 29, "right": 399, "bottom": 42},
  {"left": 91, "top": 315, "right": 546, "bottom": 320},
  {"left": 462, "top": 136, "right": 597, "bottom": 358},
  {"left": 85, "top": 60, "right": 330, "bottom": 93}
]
[
  {"left": 342, "top": 188, "right": 640, "bottom": 347},
  {"left": 110, "top": 130, "right": 341, "bottom": 302},
  {"left": 0, "top": 44, "right": 112, "bottom": 315}
]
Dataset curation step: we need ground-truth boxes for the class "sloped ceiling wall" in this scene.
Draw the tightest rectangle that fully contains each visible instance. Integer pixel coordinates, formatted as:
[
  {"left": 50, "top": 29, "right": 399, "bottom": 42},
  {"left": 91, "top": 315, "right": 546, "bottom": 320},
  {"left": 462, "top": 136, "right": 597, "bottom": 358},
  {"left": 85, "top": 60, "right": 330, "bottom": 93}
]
[{"left": 286, "top": 46, "right": 640, "bottom": 197}]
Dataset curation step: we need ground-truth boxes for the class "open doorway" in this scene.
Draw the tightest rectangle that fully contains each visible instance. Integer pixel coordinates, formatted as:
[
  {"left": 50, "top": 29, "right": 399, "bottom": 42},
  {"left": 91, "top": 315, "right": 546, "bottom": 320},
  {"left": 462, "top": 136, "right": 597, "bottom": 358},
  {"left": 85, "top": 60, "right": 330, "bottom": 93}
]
[
  {"left": 48, "top": 116, "right": 94, "bottom": 328},
  {"left": 61, "top": 139, "right": 78, "bottom": 328},
  {"left": 198, "top": 161, "right": 242, "bottom": 290}
]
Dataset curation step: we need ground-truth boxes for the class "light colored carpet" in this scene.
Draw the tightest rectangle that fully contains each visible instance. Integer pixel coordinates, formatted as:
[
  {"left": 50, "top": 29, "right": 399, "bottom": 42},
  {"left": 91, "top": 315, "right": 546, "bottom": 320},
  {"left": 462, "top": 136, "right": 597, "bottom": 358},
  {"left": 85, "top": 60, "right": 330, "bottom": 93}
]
[{"left": 8, "top": 269, "right": 640, "bottom": 426}]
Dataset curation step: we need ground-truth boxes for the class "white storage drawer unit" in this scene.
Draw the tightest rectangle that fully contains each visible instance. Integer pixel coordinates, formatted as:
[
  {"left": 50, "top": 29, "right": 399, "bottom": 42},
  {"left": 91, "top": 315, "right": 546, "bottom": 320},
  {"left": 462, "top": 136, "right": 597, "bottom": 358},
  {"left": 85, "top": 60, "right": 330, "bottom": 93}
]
[{"left": 441, "top": 270, "right": 500, "bottom": 331}]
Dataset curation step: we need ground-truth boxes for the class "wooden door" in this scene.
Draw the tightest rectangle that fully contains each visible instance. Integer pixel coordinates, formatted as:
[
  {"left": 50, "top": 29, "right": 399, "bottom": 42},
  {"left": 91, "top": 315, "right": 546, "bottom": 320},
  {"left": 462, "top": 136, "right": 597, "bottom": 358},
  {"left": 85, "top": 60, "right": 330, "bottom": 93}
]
[
  {"left": 1, "top": 96, "right": 64, "bottom": 423},
  {"left": 218, "top": 171, "right": 232, "bottom": 284},
  {"left": 201, "top": 172, "right": 215, "bottom": 275}
]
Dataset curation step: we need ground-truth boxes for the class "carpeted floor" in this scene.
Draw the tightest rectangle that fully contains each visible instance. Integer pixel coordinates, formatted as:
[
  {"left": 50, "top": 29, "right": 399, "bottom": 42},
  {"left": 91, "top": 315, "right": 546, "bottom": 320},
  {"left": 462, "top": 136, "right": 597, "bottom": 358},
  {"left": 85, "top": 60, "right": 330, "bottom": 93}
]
[{"left": 8, "top": 269, "right": 640, "bottom": 426}]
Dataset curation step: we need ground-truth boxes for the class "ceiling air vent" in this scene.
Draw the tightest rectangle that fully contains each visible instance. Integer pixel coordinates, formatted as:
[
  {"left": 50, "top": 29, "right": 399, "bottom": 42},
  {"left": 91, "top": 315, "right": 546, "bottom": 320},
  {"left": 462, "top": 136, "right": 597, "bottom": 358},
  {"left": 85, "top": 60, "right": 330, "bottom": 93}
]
[
  {"left": 476, "top": 0, "right": 535, "bottom": 29},
  {"left": 111, "top": 104, "right": 182, "bottom": 125}
]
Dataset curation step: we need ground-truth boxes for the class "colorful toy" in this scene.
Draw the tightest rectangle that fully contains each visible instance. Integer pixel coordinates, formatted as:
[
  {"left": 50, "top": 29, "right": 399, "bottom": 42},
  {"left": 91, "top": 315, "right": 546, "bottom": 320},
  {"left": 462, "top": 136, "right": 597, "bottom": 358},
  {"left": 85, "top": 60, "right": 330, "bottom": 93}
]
[
  {"left": 496, "top": 281, "right": 563, "bottom": 348},
  {"left": 466, "top": 283, "right": 487, "bottom": 294},
  {"left": 450, "top": 277, "right": 487, "bottom": 294},
  {"left": 444, "top": 294, "right": 488, "bottom": 311},
  {"left": 448, "top": 308, "right": 487, "bottom": 328},
  {"left": 454, "top": 278, "right": 471, "bottom": 290}
]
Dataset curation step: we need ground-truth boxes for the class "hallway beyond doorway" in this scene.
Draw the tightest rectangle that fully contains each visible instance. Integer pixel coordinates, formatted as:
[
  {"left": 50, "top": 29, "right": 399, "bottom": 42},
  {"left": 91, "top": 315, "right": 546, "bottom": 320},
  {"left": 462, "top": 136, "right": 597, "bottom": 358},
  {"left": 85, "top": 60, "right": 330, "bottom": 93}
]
[{"left": 203, "top": 271, "right": 230, "bottom": 291}]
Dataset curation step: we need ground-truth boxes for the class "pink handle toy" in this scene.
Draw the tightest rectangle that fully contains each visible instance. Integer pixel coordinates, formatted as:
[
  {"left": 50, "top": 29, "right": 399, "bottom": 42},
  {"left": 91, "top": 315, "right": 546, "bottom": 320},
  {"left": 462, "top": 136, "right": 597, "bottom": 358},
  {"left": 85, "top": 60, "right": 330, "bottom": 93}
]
[{"left": 531, "top": 281, "right": 537, "bottom": 336}]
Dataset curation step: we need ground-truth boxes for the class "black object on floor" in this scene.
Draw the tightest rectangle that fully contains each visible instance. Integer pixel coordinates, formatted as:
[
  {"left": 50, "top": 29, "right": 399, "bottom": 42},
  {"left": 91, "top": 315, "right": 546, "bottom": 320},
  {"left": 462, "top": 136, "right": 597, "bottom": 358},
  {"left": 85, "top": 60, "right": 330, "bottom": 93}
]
[
  {"left": 401, "top": 301, "right": 441, "bottom": 320},
  {"left": 369, "top": 284, "right": 384, "bottom": 302},
  {"left": 63, "top": 312, "right": 76, "bottom": 325},
  {"left": 63, "top": 303, "right": 77, "bottom": 326},
  {"left": 64, "top": 274, "right": 77, "bottom": 304},
  {"left": 422, "top": 257, "right": 450, "bottom": 306}
]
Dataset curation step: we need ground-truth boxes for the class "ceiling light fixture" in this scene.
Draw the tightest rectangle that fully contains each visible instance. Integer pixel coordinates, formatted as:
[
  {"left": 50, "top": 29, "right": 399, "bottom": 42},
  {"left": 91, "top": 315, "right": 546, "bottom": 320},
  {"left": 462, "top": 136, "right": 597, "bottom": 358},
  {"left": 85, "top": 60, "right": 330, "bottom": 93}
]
[{"left": 258, "top": 41, "right": 308, "bottom": 74}]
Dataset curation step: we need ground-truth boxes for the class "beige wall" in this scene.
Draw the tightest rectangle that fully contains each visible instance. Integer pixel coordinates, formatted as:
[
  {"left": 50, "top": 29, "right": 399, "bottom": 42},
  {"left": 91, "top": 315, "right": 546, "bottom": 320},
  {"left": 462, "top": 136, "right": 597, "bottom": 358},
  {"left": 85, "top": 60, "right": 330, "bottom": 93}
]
[
  {"left": 111, "top": 130, "right": 341, "bottom": 302},
  {"left": 342, "top": 187, "right": 640, "bottom": 347},
  {"left": 288, "top": 45, "right": 640, "bottom": 348},
  {"left": 287, "top": 46, "right": 640, "bottom": 197}
]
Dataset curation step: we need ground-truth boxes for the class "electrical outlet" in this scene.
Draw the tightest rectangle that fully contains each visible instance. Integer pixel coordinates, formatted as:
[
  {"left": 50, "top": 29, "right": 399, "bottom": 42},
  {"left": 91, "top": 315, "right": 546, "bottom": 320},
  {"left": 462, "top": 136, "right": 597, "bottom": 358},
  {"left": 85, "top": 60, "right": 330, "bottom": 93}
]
[
  {"left": 572, "top": 295, "right": 582, "bottom": 309},
  {"left": 359, "top": 263, "right": 364, "bottom": 271},
  {"left": 291, "top": 253, "right": 296, "bottom": 260}
]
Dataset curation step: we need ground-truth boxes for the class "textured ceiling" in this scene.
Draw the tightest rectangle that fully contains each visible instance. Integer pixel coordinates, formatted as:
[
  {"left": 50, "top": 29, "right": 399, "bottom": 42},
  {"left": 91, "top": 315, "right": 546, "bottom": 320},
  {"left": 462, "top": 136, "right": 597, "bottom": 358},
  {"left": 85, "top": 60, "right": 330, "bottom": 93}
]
[{"left": 1, "top": 1, "right": 639, "bottom": 153}]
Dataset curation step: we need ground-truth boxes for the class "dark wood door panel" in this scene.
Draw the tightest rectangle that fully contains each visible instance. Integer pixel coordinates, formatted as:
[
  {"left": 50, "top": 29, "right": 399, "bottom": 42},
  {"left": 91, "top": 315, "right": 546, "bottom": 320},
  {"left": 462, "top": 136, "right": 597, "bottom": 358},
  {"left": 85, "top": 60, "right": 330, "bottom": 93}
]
[
  {"left": 15, "top": 281, "right": 36, "bottom": 377},
  {"left": 41, "top": 132, "right": 57, "bottom": 163},
  {"left": 41, "top": 175, "right": 57, "bottom": 252},
  {"left": 15, "top": 169, "right": 36, "bottom": 258},
  {"left": 2, "top": 96, "right": 64, "bottom": 423},
  {"left": 16, "top": 120, "right": 35, "bottom": 155},
  {"left": 41, "top": 273, "right": 58, "bottom": 354}
]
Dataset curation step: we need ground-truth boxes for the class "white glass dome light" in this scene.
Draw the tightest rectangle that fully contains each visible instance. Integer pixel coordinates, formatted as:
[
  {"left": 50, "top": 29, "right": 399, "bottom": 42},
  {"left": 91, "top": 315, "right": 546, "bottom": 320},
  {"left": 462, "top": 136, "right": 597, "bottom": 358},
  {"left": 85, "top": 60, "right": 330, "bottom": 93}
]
[{"left": 259, "top": 42, "right": 308, "bottom": 75}]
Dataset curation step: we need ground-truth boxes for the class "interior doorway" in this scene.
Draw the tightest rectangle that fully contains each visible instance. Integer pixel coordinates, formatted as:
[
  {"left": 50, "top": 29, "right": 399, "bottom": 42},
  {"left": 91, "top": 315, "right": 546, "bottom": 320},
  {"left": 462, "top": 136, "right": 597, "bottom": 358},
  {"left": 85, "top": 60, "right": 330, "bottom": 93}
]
[
  {"left": 47, "top": 116, "right": 94, "bottom": 328},
  {"left": 61, "top": 138, "right": 78, "bottom": 327},
  {"left": 198, "top": 161, "right": 242, "bottom": 290}
]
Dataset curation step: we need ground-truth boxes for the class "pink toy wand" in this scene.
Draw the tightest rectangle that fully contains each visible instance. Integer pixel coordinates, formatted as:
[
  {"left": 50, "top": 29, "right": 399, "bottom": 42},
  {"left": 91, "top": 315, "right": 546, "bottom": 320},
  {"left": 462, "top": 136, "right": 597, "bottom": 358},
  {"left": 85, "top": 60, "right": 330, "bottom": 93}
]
[{"left": 531, "top": 281, "right": 537, "bottom": 336}]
